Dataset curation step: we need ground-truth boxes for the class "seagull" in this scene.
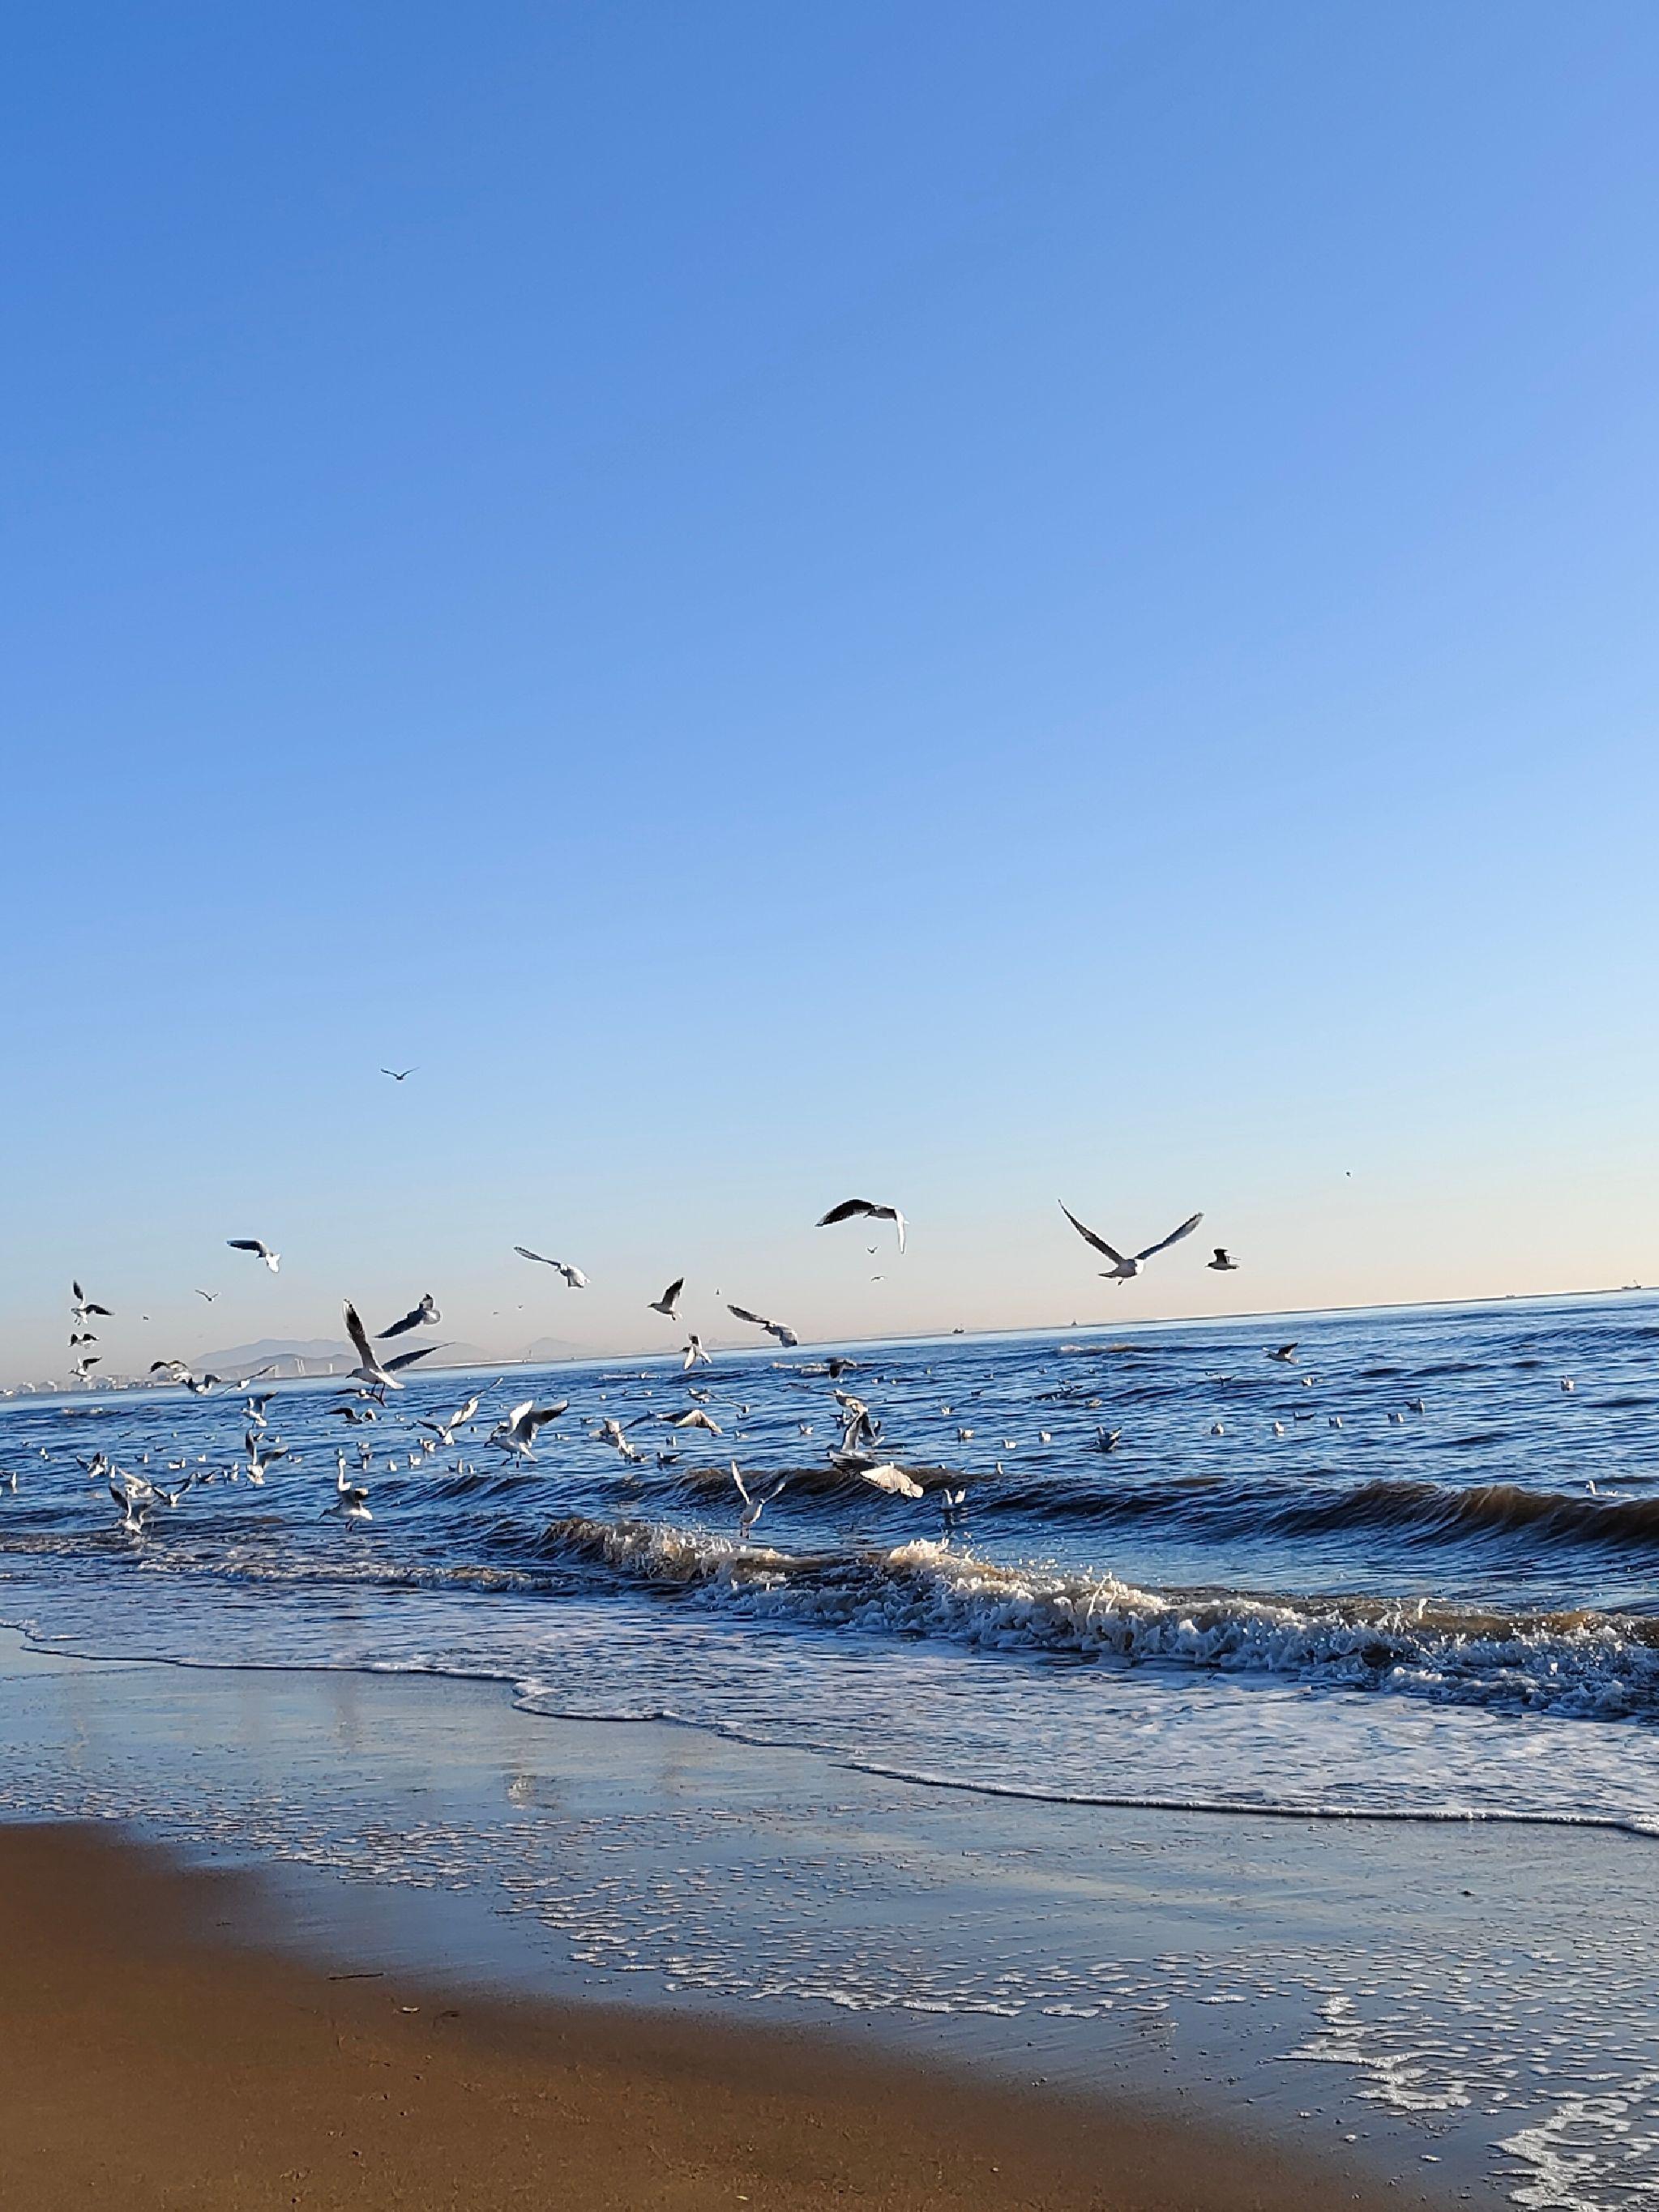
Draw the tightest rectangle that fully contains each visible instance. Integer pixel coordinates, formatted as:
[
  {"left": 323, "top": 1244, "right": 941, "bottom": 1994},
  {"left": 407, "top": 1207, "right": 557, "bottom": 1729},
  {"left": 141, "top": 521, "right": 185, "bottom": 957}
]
[
  {"left": 242, "top": 1392, "right": 275, "bottom": 1429},
  {"left": 1208, "top": 1248, "right": 1238, "bottom": 1272},
  {"left": 596, "top": 1417, "right": 643, "bottom": 1462},
  {"left": 108, "top": 1471, "right": 152, "bottom": 1535},
  {"left": 334, "top": 1452, "right": 372, "bottom": 1520},
  {"left": 228, "top": 1238, "right": 280, "bottom": 1272},
  {"left": 1095, "top": 1426, "right": 1122, "bottom": 1453},
  {"left": 381, "top": 1067, "right": 417, "bottom": 1082},
  {"left": 195, "top": 1289, "right": 219, "bottom": 1303},
  {"left": 419, "top": 1396, "right": 480, "bottom": 1448},
  {"left": 939, "top": 1487, "right": 968, "bottom": 1541},
  {"left": 1266, "top": 1343, "right": 1298, "bottom": 1363},
  {"left": 1210, "top": 1421, "right": 1225, "bottom": 1437},
  {"left": 648, "top": 1277, "right": 685, "bottom": 1320},
  {"left": 1560, "top": 1377, "right": 1576, "bottom": 1394},
  {"left": 71, "top": 1355, "right": 100, "bottom": 1383},
  {"left": 378, "top": 1292, "right": 441, "bottom": 1339},
  {"left": 244, "top": 1430, "right": 289, "bottom": 1484},
  {"left": 661, "top": 1407, "right": 722, "bottom": 1434},
  {"left": 726, "top": 1303, "right": 799, "bottom": 1349},
  {"left": 343, "top": 1301, "right": 440, "bottom": 1391},
  {"left": 731, "top": 1463, "right": 786, "bottom": 1544},
  {"left": 682, "top": 1334, "right": 712, "bottom": 1370},
  {"left": 71, "top": 1282, "right": 112, "bottom": 1323},
  {"left": 1407, "top": 1397, "right": 1426, "bottom": 1415},
  {"left": 514, "top": 1247, "right": 588, "bottom": 1289},
  {"left": 817, "top": 1199, "right": 906, "bottom": 1253},
  {"left": 859, "top": 1463, "right": 925, "bottom": 1499},
  {"left": 490, "top": 1400, "right": 569, "bottom": 1461},
  {"left": 1058, "top": 1202, "right": 1203, "bottom": 1283}
]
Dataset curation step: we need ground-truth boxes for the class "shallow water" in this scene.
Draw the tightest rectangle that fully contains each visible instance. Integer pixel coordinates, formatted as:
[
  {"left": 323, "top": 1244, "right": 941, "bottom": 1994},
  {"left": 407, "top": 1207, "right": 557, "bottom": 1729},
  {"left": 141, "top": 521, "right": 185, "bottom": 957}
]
[{"left": 5, "top": 1291, "right": 1659, "bottom": 1830}]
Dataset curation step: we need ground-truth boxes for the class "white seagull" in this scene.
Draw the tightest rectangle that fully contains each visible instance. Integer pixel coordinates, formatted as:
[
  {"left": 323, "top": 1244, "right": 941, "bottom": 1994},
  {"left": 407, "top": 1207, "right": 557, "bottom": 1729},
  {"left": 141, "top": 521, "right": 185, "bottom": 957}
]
[
  {"left": 1266, "top": 1343, "right": 1298, "bottom": 1363},
  {"left": 335, "top": 1452, "right": 372, "bottom": 1520},
  {"left": 732, "top": 1463, "right": 786, "bottom": 1544},
  {"left": 1058, "top": 1202, "right": 1203, "bottom": 1283},
  {"left": 228, "top": 1238, "right": 280, "bottom": 1272},
  {"left": 378, "top": 1292, "right": 441, "bottom": 1339},
  {"left": 245, "top": 1430, "right": 289, "bottom": 1484},
  {"left": 858, "top": 1463, "right": 925, "bottom": 1499},
  {"left": 726, "top": 1303, "right": 799, "bottom": 1349},
  {"left": 817, "top": 1198, "right": 906, "bottom": 1253},
  {"left": 490, "top": 1400, "right": 569, "bottom": 1461},
  {"left": 344, "top": 1300, "right": 440, "bottom": 1392},
  {"left": 71, "top": 1281, "right": 112, "bottom": 1323},
  {"left": 648, "top": 1277, "right": 685, "bottom": 1320},
  {"left": 419, "top": 1396, "right": 480, "bottom": 1448},
  {"left": 682, "top": 1334, "right": 712, "bottom": 1370},
  {"left": 514, "top": 1247, "right": 588, "bottom": 1289}
]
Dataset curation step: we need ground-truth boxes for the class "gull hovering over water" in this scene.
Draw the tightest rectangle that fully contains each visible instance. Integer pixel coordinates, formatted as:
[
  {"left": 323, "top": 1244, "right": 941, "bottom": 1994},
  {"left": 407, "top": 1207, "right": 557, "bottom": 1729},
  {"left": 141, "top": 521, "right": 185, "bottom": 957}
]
[
  {"left": 731, "top": 1463, "right": 786, "bottom": 1544},
  {"left": 490, "top": 1399, "right": 569, "bottom": 1461},
  {"left": 514, "top": 1247, "right": 588, "bottom": 1289},
  {"left": 334, "top": 1452, "right": 372, "bottom": 1520},
  {"left": 1266, "top": 1343, "right": 1298, "bottom": 1364},
  {"left": 244, "top": 1430, "right": 289, "bottom": 1484},
  {"left": 858, "top": 1463, "right": 925, "bottom": 1499},
  {"left": 378, "top": 1292, "right": 440, "bottom": 1339},
  {"left": 344, "top": 1301, "right": 440, "bottom": 1392},
  {"left": 419, "top": 1396, "right": 480, "bottom": 1448},
  {"left": 727, "top": 1303, "right": 798, "bottom": 1348},
  {"left": 71, "top": 1282, "right": 112, "bottom": 1324},
  {"left": 1058, "top": 1202, "right": 1203, "bottom": 1283},
  {"left": 648, "top": 1277, "right": 685, "bottom": 1320},
  {"left": 817, "top": 1199, "right": 906, "bottom": 1253},
  {"left": 682, "top": 1334, "right": 712, "bottom": 1370},
  {"left": 228, "top": 1238, "right": 280, "bottom": 1273},
  {"left": 109, "top": 1471, "right": 153, "bottom": 1535}
]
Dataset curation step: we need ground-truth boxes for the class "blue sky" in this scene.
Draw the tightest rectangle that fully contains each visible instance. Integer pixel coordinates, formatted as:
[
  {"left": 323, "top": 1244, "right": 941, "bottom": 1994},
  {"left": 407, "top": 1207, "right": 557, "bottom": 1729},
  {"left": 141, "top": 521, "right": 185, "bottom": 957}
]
[{"left": 3, "top": 2, "right": 1657, "bottom": 1381}]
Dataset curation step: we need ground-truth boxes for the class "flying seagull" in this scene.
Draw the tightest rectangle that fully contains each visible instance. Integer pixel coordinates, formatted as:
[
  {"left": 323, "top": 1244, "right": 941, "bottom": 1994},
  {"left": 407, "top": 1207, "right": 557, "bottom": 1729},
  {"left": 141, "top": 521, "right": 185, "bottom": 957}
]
[
  {"left": 1057, "top": 1202, "right": 1203, "bottom": 1282},
  {"left": 335, "top": 1453, "right": 373, "bottom": 1519},
  {"left": 682, "top": 1333, "right": 712, "bottom": 1369},
  {"left": 195, "top": 1289, "right": 219, "bottom": 1303},
  {"left": 514, "top": 1247, "right": 588, "bottom": 1288},
  {"left": 731, "top": 1463, "right": 786, "bottom": 1544},
  {"left": 419, "top": 1396, "right": 480, "bottom": 1448},
  {"left": 661, "top": 1407, "right": 722, "bottom": 1434},
  {"left": 381, "top": 1067, "right": 417, "bottom": 1082},
  {"left": 726, "top": 1302, "right": 799, "bottom": 1349},
  {"left": 858, "top": 1463, "right": 925, "bottom": 1499},
  {"left": 379, "top": 1292, "right": 441, "bottom": 1339},
  {"left": 71, "top": 1282, "right": 112, "bottom": 1322},
  {"left": 1265, "top": 1343, "right": 1298, "bottom": 1363},
  {"left": 490, "top": 1399, "right": 569, "bottom": 1461},
  {"left": 1208, "top": 1248, "right": 1238, "bottom": 1272},
  {"left": 343, "top": 1301, "right": 439, "bottom": 1391},
  {"left": 817, "top": 1198, "right": 906, "bottom": 1253},
  {"left": 228, "top": 1238, "right": 280, "bottom": 1272},
  {"left": 648, "top": 1277, "right": 685, "bottom": 1320}
]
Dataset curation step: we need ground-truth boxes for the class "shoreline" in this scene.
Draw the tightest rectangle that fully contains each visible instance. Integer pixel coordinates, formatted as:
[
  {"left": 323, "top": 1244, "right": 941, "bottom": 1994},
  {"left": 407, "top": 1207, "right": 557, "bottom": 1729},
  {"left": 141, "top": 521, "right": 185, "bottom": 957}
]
[
  {"left": 6, "top": 1623, "right": 1632, "bottom": 2206},
  {"left": 0, "top": 1819, "right": 1421, "bottom": 2212}
]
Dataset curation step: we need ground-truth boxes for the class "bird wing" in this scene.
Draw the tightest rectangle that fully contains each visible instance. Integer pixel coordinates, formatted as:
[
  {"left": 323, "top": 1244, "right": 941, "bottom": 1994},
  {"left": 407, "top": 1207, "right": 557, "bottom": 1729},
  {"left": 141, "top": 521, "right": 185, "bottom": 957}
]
[
  {"left": 660, "top": 1277, "right": 684, "bottom": 1306},
  {"left": 343, "top": 1302, "right": 378, "bottom": 1369},
  {"left": 227, "top": 1239, "right": 267, "bottom": 1256},
  {"left": 524, "top": 1401, "right": 569, "bottom": 1435},
  {"left": 730, "top": 1463, "right": 753, "bottom": 1505},
  {"left": 514, "top": 1246, "right": 555, "bottom": 1266},
  {"left": 816, "top": 1200, "right": 873, "bottom": 1227},
  {"left": 1058, "top": 1203, "right": 1126, "bottom": 1266},
  {"left": 86, "top": 1301, "right": 112, "bottom": 1317},
  {"left": 1135, "top": 1211, "right": 1204, "bottom": 1262},
  {"left": 378, "top": 1304, "right": 425, "bottom": 1339},
  {"left": 385, "top": 1343, "right": 441, "bottom": 1373}
]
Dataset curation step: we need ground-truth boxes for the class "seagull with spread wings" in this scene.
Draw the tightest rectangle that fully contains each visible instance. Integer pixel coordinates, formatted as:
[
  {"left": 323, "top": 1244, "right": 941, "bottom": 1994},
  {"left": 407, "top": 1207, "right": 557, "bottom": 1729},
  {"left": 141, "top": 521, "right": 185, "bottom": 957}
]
[
  {"left": 1208, "top": 1248, "right": 1238, "bottom": 1272},
  {"left": 1058, "top": 1202, "right": 1203, "bottom": 1283},
  {"left": 816, "top": 1198, "right": 906, "bottom": 1253},
  {"left": 379, "top": 1292, "right": 440, "bottom": 1339},
  {"left": 648, "top": 1276, "right": 685, "bottom": 1319},
  {"left": 514, "top": 1246, "right": 588, "bottom": 1288},
  {"left": 344, "top": 1301, "right": 440, "bottom": 1392},
  {"left": 726, "top": 1302, "right": 799, "bottom": 1348},
  {"left": 490, "top": 1399, "right": 569, "bottom": 1461},
  {"left": 381, "top": 1066, "right": 417, "bottom": 1082},
  {"left": 228, "top": 1237, "right": 280, "bottom": 1273},
  {"left": 731, "top": 1462, "right": 786, "bottom": 1544}
]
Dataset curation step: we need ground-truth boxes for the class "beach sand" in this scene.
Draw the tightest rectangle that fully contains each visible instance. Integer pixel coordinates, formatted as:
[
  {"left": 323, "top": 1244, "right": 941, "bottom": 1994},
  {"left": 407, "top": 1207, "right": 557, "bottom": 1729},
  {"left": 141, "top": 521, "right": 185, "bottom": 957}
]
[{"left": 0, "top": 1820, "right": 1413, "bottom": 2211}]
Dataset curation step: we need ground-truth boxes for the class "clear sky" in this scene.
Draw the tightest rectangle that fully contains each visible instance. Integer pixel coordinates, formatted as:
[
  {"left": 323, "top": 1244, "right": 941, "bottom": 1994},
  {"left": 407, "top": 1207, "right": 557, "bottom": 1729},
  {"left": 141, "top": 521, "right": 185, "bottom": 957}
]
[{"left": 3, "top": 2, "right": 1657, "bottom": 1385}]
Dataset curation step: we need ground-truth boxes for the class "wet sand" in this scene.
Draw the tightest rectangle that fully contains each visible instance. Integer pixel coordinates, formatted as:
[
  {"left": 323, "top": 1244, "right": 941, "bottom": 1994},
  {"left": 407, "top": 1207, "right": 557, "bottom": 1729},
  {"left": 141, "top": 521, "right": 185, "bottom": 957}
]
[{"left": 0, "top": 1821, "right": 1415, "bottom": 2211}]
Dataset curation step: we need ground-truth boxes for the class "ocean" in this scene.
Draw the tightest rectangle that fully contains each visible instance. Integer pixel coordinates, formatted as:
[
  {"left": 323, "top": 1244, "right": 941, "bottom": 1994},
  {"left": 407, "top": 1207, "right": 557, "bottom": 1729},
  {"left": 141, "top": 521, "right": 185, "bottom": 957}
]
[{"left": 5, "top": 1289, "right": 1659, "bottom": 1837}]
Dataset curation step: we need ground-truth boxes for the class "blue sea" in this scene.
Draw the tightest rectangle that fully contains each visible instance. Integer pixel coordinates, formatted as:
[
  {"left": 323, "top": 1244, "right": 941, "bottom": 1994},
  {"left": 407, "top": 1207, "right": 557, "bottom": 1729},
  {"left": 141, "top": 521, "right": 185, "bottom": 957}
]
[{"left": 6, "top": 1291, "right": 1659, "bottom": 1836}]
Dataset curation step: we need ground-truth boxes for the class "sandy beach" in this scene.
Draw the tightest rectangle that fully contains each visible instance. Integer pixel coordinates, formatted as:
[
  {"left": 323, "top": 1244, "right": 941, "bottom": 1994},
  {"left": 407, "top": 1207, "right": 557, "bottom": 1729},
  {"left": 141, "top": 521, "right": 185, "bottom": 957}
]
[{"left": 0, "top": 1817, "right": 1426, "bottom": 2212}]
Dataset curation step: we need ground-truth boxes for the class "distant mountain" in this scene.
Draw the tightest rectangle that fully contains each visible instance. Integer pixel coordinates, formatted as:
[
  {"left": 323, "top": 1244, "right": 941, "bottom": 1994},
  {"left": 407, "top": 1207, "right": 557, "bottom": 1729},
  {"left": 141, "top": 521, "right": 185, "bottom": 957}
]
[
  {"left": 518, "top": 1336, "right": 589, "bottom": 1364},
  {"left": 195, "top": 1337, "right": 505, "bottom": 1381}
]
